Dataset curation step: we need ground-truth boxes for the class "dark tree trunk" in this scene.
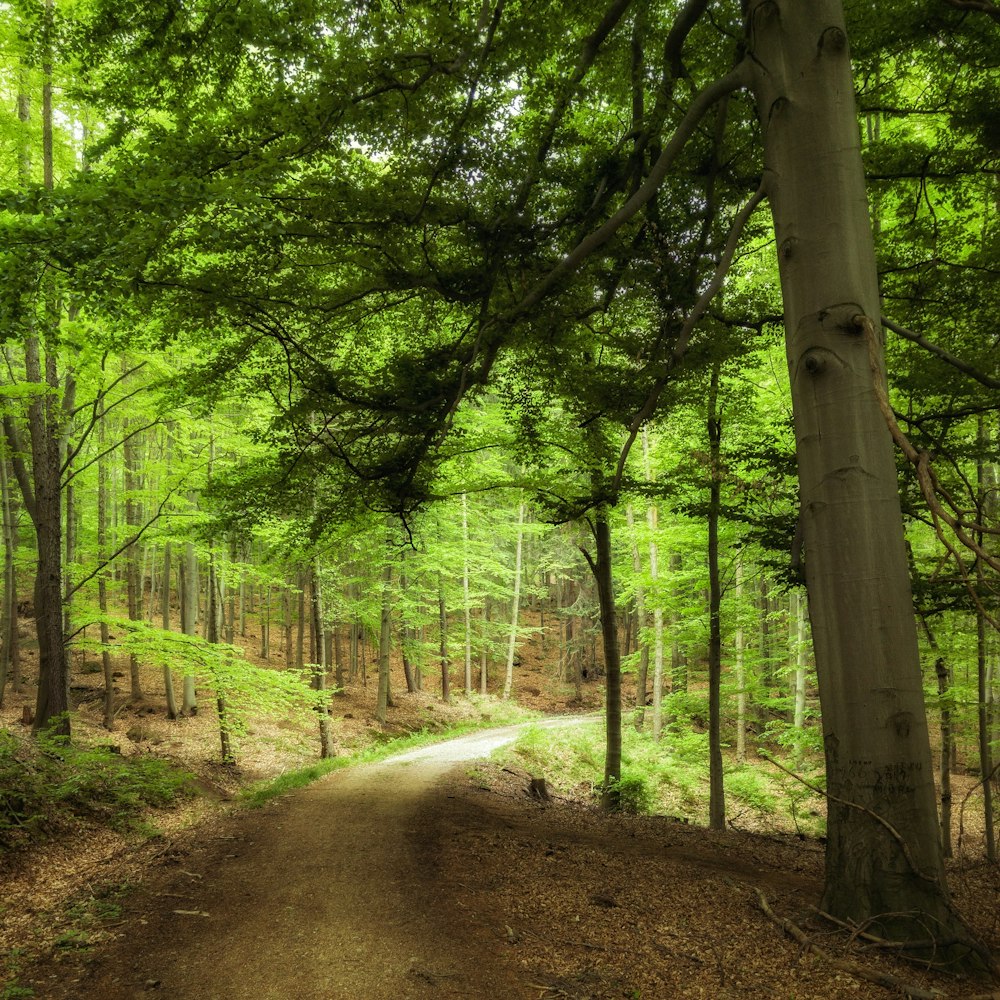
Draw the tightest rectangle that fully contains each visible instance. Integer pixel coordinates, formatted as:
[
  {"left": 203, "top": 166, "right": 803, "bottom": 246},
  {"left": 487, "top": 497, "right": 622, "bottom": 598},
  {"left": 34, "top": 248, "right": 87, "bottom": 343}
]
[
  {"left": 706, "top": 363, "right": 725, "bottom": 831},
  {"left": 584, "top": 511, "right": 622, "bottom": 810}
]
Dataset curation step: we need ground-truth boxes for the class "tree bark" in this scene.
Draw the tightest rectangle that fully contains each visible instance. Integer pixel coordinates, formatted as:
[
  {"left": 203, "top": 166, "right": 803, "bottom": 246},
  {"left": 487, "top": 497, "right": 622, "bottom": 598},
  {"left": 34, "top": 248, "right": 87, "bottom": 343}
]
[
  {"left": 747, "top": 0, "right": 965, "bottom": 949},
  {"left": 626, "top": 505, "right": 649, "bottom": 730},
  {"left": 935, "top": 657, "right": 953, "bottom": 859},
  {"left": 311, "top": 565, "right": 333, "bottom": 756},
  {"left": 123, "top": 425, "right": 143, "bottom": 702},
  {"left": 734, "top": 558, "right": 746, "bottom": 763},
  {"left": 0, "top": 456, "right": 15, "bottom": 706},
  {"left": 461, "top": 493, "right": 473, "bottom": 696},
  {"left": 706, "top": 362, "right": 725, "bottom": 831},
  {"left": 161, "top": 542, "right": 178, "bottom": 720},
  {"left": 180, "top": 543, "right": 198, "bottom": 715},
  {"left": 502, "top": 500, "right": 526, "bottom": 700},
  {"left": 438, "top": 571, "right": 450, "bottom": 704},
  {"left": 376, "top": 561, "right": 392, "bottom": 725},
  {"left": 585, "top": 511, "right": 622, "bottom": 810}
]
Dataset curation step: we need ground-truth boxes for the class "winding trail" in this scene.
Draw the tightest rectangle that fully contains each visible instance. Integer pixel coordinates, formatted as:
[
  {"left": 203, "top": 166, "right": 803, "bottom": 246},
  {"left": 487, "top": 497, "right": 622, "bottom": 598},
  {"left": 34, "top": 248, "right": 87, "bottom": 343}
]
[{"left": 55, "top": 718, "right": 593, "bottom": 1000}]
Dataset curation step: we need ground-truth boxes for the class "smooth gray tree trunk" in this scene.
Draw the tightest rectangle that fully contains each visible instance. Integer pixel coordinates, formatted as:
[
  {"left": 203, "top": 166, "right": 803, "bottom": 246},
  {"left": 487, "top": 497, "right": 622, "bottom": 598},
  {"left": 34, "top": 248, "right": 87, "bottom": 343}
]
[{"left": 747, "top": 0, "right": 969, "bottom": 952}]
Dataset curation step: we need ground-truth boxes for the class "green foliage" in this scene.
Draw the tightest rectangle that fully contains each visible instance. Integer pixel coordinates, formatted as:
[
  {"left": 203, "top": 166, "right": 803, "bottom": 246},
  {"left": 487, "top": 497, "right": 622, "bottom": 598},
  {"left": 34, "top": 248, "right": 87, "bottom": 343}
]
[
  {"left": 601, "top": 773, "right": 654, "bottom": 815},
  {"left": 72, "top": 612, "right": 328, "bottom": 756},
  {"left": 724, "top": 768, "right": 777, "bottom": 816},
  {"left": 0, "top": 728, "right": 194, "bottom": 847},
  {"left": 761, "top": 719, "right": 824, "bottom": 762}
]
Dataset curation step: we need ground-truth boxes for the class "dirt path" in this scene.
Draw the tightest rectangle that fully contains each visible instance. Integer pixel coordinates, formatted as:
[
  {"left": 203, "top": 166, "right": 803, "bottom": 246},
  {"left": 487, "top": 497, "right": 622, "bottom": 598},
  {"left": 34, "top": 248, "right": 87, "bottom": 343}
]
[
  {"left": 23, "top": 717, "right": 996, "bottom": 1000},
  {"left": 37, "top": 720, "right": 586, "bottom": 1000}
]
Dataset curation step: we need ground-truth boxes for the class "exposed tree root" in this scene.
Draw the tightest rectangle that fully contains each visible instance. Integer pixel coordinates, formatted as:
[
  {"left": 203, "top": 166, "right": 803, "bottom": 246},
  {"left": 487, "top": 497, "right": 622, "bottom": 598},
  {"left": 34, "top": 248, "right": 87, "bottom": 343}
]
[{"left": 756, "top": 888, "right": 1000, "bottom": 1000}]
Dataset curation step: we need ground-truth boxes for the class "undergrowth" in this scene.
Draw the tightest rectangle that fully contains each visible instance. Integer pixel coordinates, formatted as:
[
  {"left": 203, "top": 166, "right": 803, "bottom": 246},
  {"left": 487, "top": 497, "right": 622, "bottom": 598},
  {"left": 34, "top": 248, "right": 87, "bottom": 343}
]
[
  {"left": 0, "top": 727, "right": 195, "bottom": 849},
  {"left": 494, "top": 718, "right": 827, "bottom": 834}
]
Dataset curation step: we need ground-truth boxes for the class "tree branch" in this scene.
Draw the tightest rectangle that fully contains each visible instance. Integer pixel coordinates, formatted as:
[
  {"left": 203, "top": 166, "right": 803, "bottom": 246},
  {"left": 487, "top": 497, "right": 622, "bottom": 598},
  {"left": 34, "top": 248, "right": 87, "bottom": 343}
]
[
  {"left": 611, "top": 179, "right": 767, "bottom": 493},
  {"left": 882, "top": 315, "right": 1000, "bottom": 390},
  {"left": 511, "top": 60, "right": 752, "bottom": 320},
  {"left": 944, "top": 0, "right": 1000, "bottom": 20}
]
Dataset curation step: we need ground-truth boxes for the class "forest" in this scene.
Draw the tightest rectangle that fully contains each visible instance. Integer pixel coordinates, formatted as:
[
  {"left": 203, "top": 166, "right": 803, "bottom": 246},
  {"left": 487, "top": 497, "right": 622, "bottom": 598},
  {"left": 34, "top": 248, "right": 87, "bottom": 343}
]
[{"left": 1, "top": 0, "right": 999, "bottom": 997}]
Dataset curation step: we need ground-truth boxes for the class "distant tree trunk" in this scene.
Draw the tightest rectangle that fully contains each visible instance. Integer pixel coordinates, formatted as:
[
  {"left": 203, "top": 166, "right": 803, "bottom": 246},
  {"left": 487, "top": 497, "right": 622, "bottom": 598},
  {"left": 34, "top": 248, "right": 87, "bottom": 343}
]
[
  {"left": 438, "top": 572, "right": 450, "bottom": 704},
  {"left": 0, "top": 456, "right": 15, "bottom": 706},
  {"left": 665, "top": 551, "right": 685, "bottom": 730},
  {"left": 161, "top": 542, "right": 178, "bottom": 720},
  {"left": 642, "top": 427, "right": 665, "bottom": 742},
  {"left": 935, "top": 657, "right": 953, "bottom": 859},
  {"left": 976, "top": 417, "right": 996, "bottom": 863},
  {"left": 207, "top": 546, "right": 234, "bottom": 765},
  {"left": 180, "top": 543, "right": 198, "bottom": 715},
  {"left": 296, "top": 573, "right": 306, "bottom": 669},
  {"left": 734, "top": 559, "right": 746, "bottom": 763},
  {"left": 311, "top": 565, "right": 333, "bottom": 757},
  {"left": 748, "top": 0, "right": 964, "bottom": 946},
  {"left": 791, "top": 589, "right": 808, "bottom": 733},
  {"left": 376, "top": 562, "right": 393, "bottom": 725},
  {"left": 626, "top": 505, "right": 649, "bottom": 731},
  {"left": 461, "top": 493, "right": 473, "bottom": 696},
  {"left": 757, "top": 574, "right": 772, "bottom": 724},
  {"left": 124, "top": 429, "right": 143, "bottom": 702},
  {"left": 97, "top": 409, "right": 116, "bottom": 730},
  {"left": 334, "top": 626, "right": 345, "bottom": 691},
  {"left": 479, "top": 600, "right": 490, "bottom": 695},
  {"left": 706, "top": 362, "right": 725, "bottom": 831},
  {"left": 502, "top": 500, "right": 526, "bottom": 700},
  {"left": 283, "top": 586, "right": 293, "bottom": 669},
  {"left": 260, "top": 586, "right": 271, "bottom": 660}
]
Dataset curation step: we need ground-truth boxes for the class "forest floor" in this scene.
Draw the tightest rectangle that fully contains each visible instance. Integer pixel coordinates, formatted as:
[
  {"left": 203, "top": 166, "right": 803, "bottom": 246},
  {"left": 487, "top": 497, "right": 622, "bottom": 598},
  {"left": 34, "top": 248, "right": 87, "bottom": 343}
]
[{"left": 1, "top": 611, "right": 999, "bottom": 998}]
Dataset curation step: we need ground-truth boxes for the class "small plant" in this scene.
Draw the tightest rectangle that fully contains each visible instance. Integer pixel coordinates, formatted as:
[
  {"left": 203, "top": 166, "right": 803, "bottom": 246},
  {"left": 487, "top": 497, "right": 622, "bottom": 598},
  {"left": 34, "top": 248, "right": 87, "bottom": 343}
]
[
  {"left": 600, "top": 773, "right": 654, "bottom": 814},
  {"left": 725, "top": 767, "right": 777, "bottom": 815}
]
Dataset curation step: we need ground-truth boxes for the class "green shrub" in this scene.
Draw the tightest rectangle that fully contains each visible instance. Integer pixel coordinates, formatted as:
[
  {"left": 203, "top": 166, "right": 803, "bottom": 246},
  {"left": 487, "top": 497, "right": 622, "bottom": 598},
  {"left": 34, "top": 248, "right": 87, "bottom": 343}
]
[{"left": 600, "top": 773, "right": 654, "bottom": 814}]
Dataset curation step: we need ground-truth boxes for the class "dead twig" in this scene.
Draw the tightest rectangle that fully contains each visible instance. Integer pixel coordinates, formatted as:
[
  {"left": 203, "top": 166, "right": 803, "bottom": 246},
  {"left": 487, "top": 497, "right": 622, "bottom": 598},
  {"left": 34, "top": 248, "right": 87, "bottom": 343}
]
[{"left": 757, "top": 889, "right": 947, "bottom": 999}]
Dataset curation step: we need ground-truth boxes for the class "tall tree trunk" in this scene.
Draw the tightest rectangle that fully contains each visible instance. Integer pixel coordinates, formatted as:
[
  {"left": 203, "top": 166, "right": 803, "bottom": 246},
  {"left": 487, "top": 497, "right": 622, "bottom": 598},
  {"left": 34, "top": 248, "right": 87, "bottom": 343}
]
[
  {"left": 97, "top": 408, "right": 116, "bottom": 730},
  {"left": 180, "top": 543, "right": 198, "bottom": 715},
  {"left": 479, "top": 599, "right": 490, "bottom": 695},
  {"left": 734, "top": 558, "right": 746, "bottom": 763},
  {"left": 0, "top": 457, "right": 15, "bottom": 706},
  {"left": 311, "top": 565, "right": 333, "bottom": 756},
  {"left": 626, "top": 506, "right": 649, "bottom": 730},
  {"left": 706, "top": 363, "right": 725, "bottom": 831},
  {"left": 643, "top": 432, "right": 665, "bottom": 742},
  {"left": 935, "top": 656, "right": 953, "bottom": 859},
  {"left": 747, "top": 0, "right": 965, "bottom": 948},
  {"left": 438, "top": 572, "right": 450, "bottom": 704},
  {"left": 207, "top": 545, "right": 234, "bottom": 765},
  {"left": 502, "top": 500, "right": 526, "bottom": 700},
  {"left": 791, "top": 589, "right": 808, "bottom": 732},
  {"left": 161, "top": 542, "right": 178, "bottom": 720},
  {"left": 296, "top": 572, "right": 306, "bottom": 669},
  {"left": 461, "top": 493, "right": 473, "bottom": 696},
  {"left": 975, "top": 416, "right": 996, "bottom": 863},
  {"left": 376, "top": 562, "right": 392, "bottom": 725},
  {"left": 398, "top": 556, "right": 416, "bottom": 694},
  {"left": 584, "top": 511, "right": 622, "bottom": 810},
  {"left": 123, "top": 426, "right": 143, "bottom": 702},
  {"left": 261, "top": 586, "right": 271, "bottom": 660}
]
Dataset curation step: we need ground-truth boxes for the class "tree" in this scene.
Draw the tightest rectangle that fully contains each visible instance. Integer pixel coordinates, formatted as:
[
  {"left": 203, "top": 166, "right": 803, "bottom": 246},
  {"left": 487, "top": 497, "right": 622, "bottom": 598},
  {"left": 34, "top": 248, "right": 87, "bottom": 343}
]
[{"left": 744, "top": 0, "right": 971, "bottom": 953}]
